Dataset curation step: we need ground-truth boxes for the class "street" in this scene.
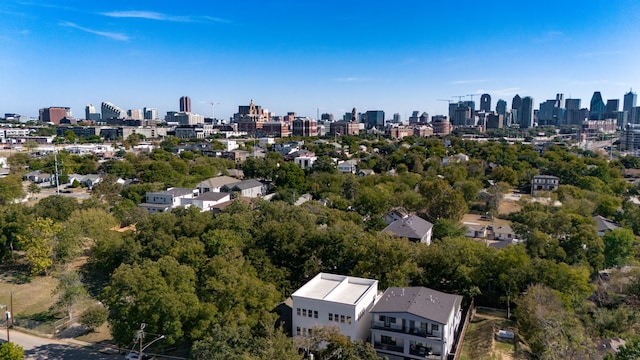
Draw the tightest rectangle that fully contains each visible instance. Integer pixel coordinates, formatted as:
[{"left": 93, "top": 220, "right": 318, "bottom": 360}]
[{"left": 0, "top": 327, "right": 119, "bottom": 360}]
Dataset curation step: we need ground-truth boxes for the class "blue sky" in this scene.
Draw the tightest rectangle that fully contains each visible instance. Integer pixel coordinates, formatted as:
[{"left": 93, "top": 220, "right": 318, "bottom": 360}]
[{"left": 2, "top": 0, "right": 640, "bottom": 120}]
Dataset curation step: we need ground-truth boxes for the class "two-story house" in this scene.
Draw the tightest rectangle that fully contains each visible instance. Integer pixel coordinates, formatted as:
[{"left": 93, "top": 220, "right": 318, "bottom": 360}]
[
  {"left": 369, "top": 287, "right": 463, "bottom": 360},
  {"left": 220, "top": 179, "right": 265, "bottom": 198},
  {"left": 531, "top": 175, "right": 559, "bottom": 196},
  {"left": 291, "top": 273, "right": 379, "bottom": 342},
  {"left": 138, "top": 188, "right": 198, "bottom": 214}
]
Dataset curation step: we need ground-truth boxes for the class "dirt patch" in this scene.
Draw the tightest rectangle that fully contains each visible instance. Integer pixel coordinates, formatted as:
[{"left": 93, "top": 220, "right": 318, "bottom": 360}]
[{"left": 461, "top": 312, "right": 529, "bottom": 360}]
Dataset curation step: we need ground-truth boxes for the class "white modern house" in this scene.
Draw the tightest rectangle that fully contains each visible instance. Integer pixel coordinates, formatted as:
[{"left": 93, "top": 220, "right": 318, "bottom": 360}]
[
  {"left": 291, "top": 273, "right": 379, "bottom": 342},
  {"left": 186, "top": 192, "right": 231, "bottom": 212},
  {"left": 138, "top": 188, "right": 198, "bottom": 214},
  {"left": 369, "top": 287, "right": 463, "bottom": 360},
  {"left": 294, "top": 155, "right": 317, "bottom": 170}
]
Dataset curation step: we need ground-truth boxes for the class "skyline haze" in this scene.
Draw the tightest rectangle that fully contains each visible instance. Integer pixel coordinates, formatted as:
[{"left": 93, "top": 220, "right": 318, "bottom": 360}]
[{"left": 2, "top": 0, "right": 640, "bottom": 120}]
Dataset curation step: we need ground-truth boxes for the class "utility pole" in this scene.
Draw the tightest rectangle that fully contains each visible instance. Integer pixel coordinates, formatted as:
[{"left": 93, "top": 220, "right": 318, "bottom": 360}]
[
  {"left": 54, "top": 147, "right": 60, "bottom": 195},
  {"left": 138, "top": 323, "right": 146, "bottom": 358}
]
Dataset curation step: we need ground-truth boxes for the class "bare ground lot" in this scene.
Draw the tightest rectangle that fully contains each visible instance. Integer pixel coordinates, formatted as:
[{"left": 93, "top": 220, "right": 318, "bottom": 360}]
[{"left": 460, "top": 309, "right": 529, "bottom": 360}]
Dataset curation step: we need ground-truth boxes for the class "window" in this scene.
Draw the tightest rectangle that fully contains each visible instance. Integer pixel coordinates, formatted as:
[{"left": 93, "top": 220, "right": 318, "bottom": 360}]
[
  {"left": 335, "top": 314, "right": 339, "bottom": 322},
  {"left": 296, "top": 308, "right": 301, "bottom": 316},
  {"left": 381, "top": 335, "right": 396, "bottom": 346},
  {"left": 346, "top": 316, "right": 352, "bottom": 324},
  {"left": 308, "top": 309, "right": 312, "bottom": 317},
  {"left": 296, "top": 327, "right": 301, "bottom": 336},
  {"left": 307, "top": 328, "right": 312, "bottom": 336},
  {"left": 314, "top": 310, "right": 318, "bottom": 319},
  {"left": 302, "top": 309, "right": 307, "bottom": 317},
  {"left": 329, "top": 313, "right": 333, "bottom": 321},
  {"left": 340, "top": 315, "right": 345, "bottom": 323},
  {"left": 432, "top": 324, "right": 439, "bottom": 332}
]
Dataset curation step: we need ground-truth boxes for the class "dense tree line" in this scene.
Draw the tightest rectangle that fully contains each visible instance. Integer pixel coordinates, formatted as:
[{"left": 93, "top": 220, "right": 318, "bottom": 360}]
[{"left": 1, "top": 135, "right": 640, "bottom": 358}]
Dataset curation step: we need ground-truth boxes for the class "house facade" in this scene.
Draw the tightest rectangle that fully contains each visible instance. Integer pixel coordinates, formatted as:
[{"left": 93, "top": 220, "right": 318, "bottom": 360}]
[
  {"left": 291, "top": 273, "right": 379, "bottom": 342},
  {"left": 221, "top": 179, "right": 265, "bottom": 198},
  {"left": 369, "top": 287, "right": 463, "bottom": 360},
  {"left": 531, "top": 175, "right": 559, "bottom": 196},
  {"left": 138, "top": 188, "right": 198, "bottom": 214}
]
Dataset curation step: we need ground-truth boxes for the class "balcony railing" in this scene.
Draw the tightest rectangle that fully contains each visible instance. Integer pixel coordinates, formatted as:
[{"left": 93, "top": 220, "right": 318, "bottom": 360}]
[
  {"left": 373, "top": 342, "right": 404, "bottom": 353},
  {"left": 371, "top": 321, "right": 442, "bottom": 340}
]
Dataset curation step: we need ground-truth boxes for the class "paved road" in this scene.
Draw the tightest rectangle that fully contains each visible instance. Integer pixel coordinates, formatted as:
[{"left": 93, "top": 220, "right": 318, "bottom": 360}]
[{"left": 0, "top": 327, "right": 120, "bottom": 360}]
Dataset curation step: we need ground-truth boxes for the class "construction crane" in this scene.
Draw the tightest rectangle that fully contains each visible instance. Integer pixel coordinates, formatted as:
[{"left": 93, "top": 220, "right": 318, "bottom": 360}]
[
  {"left": 466, "top": 93, "right": 482, "bottom": 102},
  {"left": 437, "top": 99, "right": 453, "bottom": 104},
  {"left": 452, "top": 95, "right": 465, "bottom": 102}
]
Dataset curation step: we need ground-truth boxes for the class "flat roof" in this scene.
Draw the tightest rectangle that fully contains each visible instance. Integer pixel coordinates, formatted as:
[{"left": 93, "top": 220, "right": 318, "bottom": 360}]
[{"left": 292, "top": 273, "right": 377, "bottom": 305}]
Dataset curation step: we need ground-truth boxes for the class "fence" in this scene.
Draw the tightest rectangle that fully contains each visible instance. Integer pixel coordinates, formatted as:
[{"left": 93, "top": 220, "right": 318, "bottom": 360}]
[
  {"left": 450, "top": 299, "right": 475, "bottom": 360},
  {"left": 11, "top": 316, "right": 70, "bottom": 336}
]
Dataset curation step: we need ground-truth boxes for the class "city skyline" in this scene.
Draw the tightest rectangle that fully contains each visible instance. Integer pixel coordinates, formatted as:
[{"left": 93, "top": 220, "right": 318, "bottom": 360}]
[{"left": 2, "top": 0, "right": 640, "bottom": 120}]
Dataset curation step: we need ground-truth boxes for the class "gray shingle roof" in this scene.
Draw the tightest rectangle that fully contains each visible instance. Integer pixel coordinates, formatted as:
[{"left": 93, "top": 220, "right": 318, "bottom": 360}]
[
  {"left": 593, "top": 215, "right": 620, "bottom": 233},
  {"left": 225, "top": 179, "right": 263, "bottom": 191},
  {"left": 198, "top": 176, "right": 238, "bottom": 189},
  {"left": 382, "top": 215, "right": 433, "bottom": 241},
  {"left": 194, "top": 192, "right": 229, "bottom": 201},
  {"left": 371, "top": 287, "right": 463, "bottom": 324}
]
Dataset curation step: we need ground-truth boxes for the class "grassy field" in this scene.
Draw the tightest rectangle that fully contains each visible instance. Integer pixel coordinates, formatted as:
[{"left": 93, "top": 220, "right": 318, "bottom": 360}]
[{"left": 0, "top": 267, "right": 112, "bottom": 342}]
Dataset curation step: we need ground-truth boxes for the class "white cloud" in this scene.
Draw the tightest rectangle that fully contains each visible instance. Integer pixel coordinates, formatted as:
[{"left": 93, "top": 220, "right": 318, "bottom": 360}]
[
  {"left": 101, "top": 10, "right": 230, "bottom": 23},
  {"left": 451, "top": 79, "right": 487, "bottom": 85},
  {"left": 59, "top": 21, "right": 129, "bottom": 41},
  {"left": 576, "top": 50, "right": 624, "bottom": 58},
  {"left": 334, "top": 77, "right": 370, "bottom": 82}
]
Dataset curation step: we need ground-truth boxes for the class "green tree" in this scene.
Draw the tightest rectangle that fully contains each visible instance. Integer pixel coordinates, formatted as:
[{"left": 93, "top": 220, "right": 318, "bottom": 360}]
[
  {"left": 0, "top": 175, "right": 25, "bottom": 205},
  {"left": 27, "top": 182, "right": 41, "bottom": 198},
  {"left": 603, "top": 228, "right": 637, "bottom": 268},
  {"left": 0, "top": 342, "right": 25, "bottom": 360},
  {"left": 79, "top": 303, "right": 108, "bottom": 331},
  {"left": 418, "top": 178, "right": 467, "bottom": 222},
  {"left": 101, "top": 257, "right": 204, "bottom": 346},
  {"left": 608, "top": 338, "right": 640, "bottom": 360},
  {"left": 274, "top": 162, "right": 307, "bottom": 194},
  {"left": 432, "top": 218, "right": 466, "bottom": 240},
  {"left": 516, "top": 283, "right": 591, "bottom": 359},
  {"left": 90, "top": 174, "right": 123, "bottom": 206},
  {"left": 17, "top": 218, "right": 62, "bottom": 275},
  {"left": 52, "top": 270, "right": 88, "bottom": 321},
  {"left": 33, "top": 195, "right": 79, "bottom": 222}
]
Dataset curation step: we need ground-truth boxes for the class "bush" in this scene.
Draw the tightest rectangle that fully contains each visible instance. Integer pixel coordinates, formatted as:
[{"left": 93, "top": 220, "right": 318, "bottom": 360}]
[
  {"left": 0, "top": 342, "right": 25, "bottom": 360},
  {"left": 79, "top": 303, "right": 108, "bottom": 331}
]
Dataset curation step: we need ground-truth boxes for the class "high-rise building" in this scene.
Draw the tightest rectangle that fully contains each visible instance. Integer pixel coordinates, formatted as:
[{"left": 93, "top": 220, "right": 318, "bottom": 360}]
[
  {"left": 392, "top": 113, "right": 401, "bottom": 123},
  {"left": 127, "top": 109, "right": 143, "bottom": 120},
  {"left": 565, "top": 98, "right": 581, "bottom": 110},
  {"left": 589, "top": 92, "right": 606, "bottom": 120},
  {"left": 480, "top": 94, "right": 491, "bottom": 112},
  {"left": 292, "top": 117, "right": 318, "bottom": 137},
  {"left": 624, "top": 90, "right": 637, "bottom": 124},
  {"left": 179, "top": 96, "right": 191, "bottom": 113},
  {"left": 85, "top": 104, "right": 94, "bottom": 120},
  {"left": 39, "top": 107, "right": 70, "bottom": 124},
  {"left": 496, "top": 99, "right": 507, "bottom": 116},
  {"left": 520, "top": 97, "right": 534, "bottom": 128},
  {"left": 511, "top": 95, "right": 522, "bottom": 111},
  {"left": 101, "top": 102, "right": 125, "bottom": 120},
  {"left": 144, "top": 107, "right": 158, "bottom": 120},
  {"left": 538, "top": 100, "right": 556, "bottom": 126},
  {"left": 366, "top": 110, "right": 385, "bottom": 129},
  {"left": 320, "top": 113, "right": 334, "bottom": 122},
  {"left": 85, "top": 104, "right": 101, "bottom": 121}
]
